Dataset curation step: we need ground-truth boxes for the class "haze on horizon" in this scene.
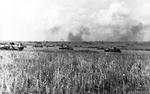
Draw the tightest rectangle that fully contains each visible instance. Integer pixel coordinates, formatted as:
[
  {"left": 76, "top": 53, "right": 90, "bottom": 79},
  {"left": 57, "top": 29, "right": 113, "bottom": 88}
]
[{"left": 0, "top": 0, "right": 150, "bottom": 41}]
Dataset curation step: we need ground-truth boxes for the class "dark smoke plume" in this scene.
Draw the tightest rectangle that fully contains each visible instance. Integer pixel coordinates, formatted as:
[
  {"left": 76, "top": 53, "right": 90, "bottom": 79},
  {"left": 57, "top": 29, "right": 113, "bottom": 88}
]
[
  {"left": 120, "top": 23, "right": 143, "bottom": 41},
  {"left": 68, "top": 26, "right": 90, "bottom": 41},
  {"left": 68, "top": 32, "right": 83, "bottom": 41},
  {"left": 50, "top": 26, "right": 61, "bottom": 33},
  {"left": 111, "top": 22, "right": 144, "bottom": 41},
  {"left": 45, "top": 2, "right": 149, "bottom": 41}
]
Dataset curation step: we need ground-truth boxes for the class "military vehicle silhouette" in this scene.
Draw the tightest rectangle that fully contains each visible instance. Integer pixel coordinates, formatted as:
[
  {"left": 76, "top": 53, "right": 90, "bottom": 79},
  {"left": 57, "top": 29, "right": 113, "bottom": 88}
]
[
  {"left": 104, "top": 47, "right": 121, "bottom": 53},
  {"left": 0, "top": 42, "right": 24, "bottom": 51},
  {"left": 59, "top": 44, "right": 73, "bottom": 50}
]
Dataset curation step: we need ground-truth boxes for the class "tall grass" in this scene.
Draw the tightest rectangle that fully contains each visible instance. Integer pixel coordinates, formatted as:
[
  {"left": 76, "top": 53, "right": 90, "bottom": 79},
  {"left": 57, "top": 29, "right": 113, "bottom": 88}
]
[{"left": 0, "top": 51, "right": 150, "bottom": 94}]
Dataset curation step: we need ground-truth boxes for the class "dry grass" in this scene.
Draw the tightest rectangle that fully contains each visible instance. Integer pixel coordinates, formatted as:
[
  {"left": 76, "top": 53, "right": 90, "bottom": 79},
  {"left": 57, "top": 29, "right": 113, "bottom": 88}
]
[{"left": 0, "top": 50, "right": 150, "bottom": 94}]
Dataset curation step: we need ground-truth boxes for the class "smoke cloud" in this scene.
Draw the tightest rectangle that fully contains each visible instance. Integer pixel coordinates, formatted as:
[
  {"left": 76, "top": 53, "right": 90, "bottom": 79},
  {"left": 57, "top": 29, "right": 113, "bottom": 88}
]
[
  {"left": 68, "top": 32, "right": 83, "bottom": 41},
  {"left": 50, "top": 26, "right": 61, "bottom": 33},
  {"left": 68, "top": 25, "right": 90, "bottom": 41},
  {"left": 1, "top": 0, "right": 150, "bottom": 41},
  {"left": 118, "top": 23, "right": 144, "bottom": 41},
  {"left": 47, "top": 1, "right": 149, "bottom": 41}
]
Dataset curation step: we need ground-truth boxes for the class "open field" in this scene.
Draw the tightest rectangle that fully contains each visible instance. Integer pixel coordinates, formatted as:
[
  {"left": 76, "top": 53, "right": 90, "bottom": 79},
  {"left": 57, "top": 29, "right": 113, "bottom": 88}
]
[
  {"left": 1, "top": 42, "right": 150, "bottom": 94},
  {"left": 23, "top": 41, "right": 150, "bottom": 51},
  {"left": 2, "top": 41, "right": 150, "bottom": 50}
]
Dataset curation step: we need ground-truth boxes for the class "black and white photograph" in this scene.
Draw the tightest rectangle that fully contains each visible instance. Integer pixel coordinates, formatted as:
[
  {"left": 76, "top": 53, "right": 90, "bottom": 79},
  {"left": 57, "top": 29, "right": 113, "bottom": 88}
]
[{"left": 0, "top": 0, "right": 150, "bottom": 93}]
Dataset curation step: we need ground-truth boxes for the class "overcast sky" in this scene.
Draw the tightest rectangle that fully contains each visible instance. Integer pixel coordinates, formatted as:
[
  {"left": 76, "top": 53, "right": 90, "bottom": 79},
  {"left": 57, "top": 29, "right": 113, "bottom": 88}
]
[{"left": 0, "top": 0, "right": 150, "bottom": 41}]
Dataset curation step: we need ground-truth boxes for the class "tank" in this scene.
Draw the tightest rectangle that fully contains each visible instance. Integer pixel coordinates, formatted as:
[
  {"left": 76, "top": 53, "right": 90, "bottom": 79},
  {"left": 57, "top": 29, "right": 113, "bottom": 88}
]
[
  {"left": 59, "top": 44, "right": 73, "bottom": 50},
  {"left": 104, "top": 47, "right": 121, "bottom": 53},
  {"left": 0, "top": 42, "right": 24, "bottom": 51}
]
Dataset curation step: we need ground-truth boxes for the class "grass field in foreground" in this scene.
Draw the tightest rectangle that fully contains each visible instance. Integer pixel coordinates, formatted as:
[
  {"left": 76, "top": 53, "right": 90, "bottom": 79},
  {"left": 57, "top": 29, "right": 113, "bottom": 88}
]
[{"left": 0, "top": 50, "right": 150, "bottom": 94}]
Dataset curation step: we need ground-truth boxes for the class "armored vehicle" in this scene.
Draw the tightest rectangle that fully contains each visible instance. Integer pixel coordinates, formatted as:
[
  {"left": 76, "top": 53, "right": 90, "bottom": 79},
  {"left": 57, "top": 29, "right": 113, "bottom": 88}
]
[
  {"left": 59, "top": 44, "right": 73, "bottom": 50},
  {"left": 0, "top": 42, "right": 24, "bottom": 51},
  {"left": 104, "top": 47, "right": 121, "bottom": 53}
]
